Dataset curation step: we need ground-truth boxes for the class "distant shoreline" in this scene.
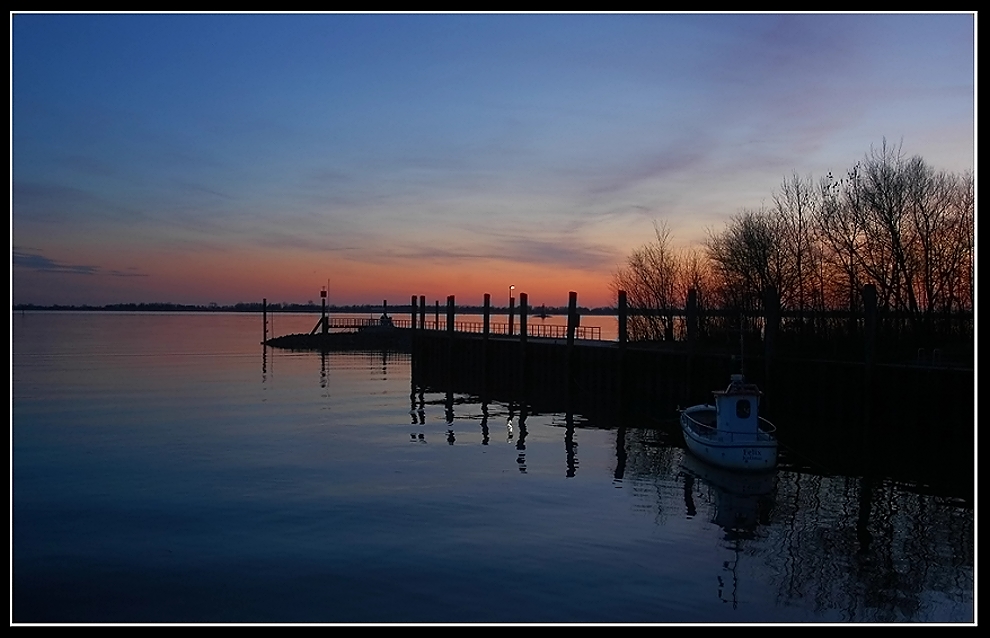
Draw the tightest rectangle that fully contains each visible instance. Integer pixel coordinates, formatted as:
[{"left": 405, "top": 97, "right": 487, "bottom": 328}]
[{"left": 12, "top": 303, "right": 618, "bottom": 316}]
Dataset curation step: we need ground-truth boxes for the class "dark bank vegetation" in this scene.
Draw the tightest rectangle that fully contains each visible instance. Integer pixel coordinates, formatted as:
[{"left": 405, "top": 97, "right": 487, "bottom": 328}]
[{"left": 611, "top": 140, "right": 974, "bottom": 366}]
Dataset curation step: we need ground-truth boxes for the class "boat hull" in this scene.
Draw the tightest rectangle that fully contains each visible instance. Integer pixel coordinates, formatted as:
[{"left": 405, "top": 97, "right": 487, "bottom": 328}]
[{"left": 680, "top": 409, "right": 777, "bottom": 472}]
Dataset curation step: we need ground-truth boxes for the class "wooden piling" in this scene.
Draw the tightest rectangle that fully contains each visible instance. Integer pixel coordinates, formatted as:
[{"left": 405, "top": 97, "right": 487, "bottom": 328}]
[
  {"left": 519, "top": 293, "right": 528, "bottom": 343},
  {"left": 446, "top": 295, "right": 455, "bottom": 386},
  {"left": 519, "top": 292, "right": 528, "bottom": 400},
  {"left": 321, "top": 293, "right": 328, "bottom": 336},
  {"left": 508, "top": 297, "right": 515, "bottom": 337},
  {"left": 617, "top": 290, "right": 627, "bottom": 415},
  {"left": 763, "top": 285, "right": 779, "bottom": 384},
  {"left": 483, "top": 294, "right": 491, "bottom": 338},
  {"left": 617, "top": 290, "right": 627, "bottom": 348},
  {"left": 863, "top": 284, "right": 877, "bottom": 368},
  {"left": 446, "top": 295, "right": 455, "bottom": 335},
  {"left": 483, "top": 293, "right": 491, "bottom": 397},
  {"left": 566, "top": 291, "right": 578, "bottom": 404}
]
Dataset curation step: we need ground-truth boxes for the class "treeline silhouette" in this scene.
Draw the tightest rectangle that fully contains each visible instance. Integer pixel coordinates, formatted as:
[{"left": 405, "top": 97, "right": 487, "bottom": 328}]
[{"left": 612, "top": 140, "right": 973, "bottom": 365}]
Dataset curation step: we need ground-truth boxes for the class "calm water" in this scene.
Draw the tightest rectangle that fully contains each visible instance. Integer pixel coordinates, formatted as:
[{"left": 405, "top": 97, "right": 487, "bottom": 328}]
[{"left": 12, "top": 312, "right": 974, "bottom": 624}]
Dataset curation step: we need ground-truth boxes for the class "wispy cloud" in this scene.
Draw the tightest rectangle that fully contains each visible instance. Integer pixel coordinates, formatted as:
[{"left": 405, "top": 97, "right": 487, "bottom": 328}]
[{"left": 12, "top": 248, "right": 147, "bottom": 277}]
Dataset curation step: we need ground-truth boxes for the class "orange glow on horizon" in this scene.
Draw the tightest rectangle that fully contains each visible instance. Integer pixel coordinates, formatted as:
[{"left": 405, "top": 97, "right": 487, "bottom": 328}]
[{"left": 18, "top": 246, "right": 620, "bottom": 308}]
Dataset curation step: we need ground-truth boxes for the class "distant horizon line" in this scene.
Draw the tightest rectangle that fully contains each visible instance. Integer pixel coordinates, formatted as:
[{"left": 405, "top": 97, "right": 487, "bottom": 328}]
[{"left": 12, "top": 301, "right": 619, "bottom": 314}]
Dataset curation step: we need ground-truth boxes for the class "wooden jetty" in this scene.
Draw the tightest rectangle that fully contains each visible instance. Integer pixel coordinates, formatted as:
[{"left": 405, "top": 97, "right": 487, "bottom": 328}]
[
  {"left": 262, "top": 289, "right": 973, "bottom": 498},
  {"left": 263, "top": 289, "right": 972, "bottom": 426}
]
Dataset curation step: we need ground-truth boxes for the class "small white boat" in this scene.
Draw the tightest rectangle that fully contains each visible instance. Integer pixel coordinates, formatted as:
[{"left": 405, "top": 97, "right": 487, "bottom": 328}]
[{"left": 679, "top": 373, "right": 777, "bottom": 471}]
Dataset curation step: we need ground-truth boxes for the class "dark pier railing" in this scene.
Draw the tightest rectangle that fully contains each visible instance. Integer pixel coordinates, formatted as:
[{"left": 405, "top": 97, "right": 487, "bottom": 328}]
[{"left": 300, "top": 314, "right": 601, "bottom": 340}]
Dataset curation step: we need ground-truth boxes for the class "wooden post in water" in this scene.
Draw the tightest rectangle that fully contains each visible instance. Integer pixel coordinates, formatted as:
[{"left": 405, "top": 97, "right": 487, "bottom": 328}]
[
  {"left": 410, "top": 295, "right": 417, "bottom": 334},
  {"left": 263, "top": 298, "right": 267, "bottom": 343},
  {"left": 617, "top": 290, "right": 628, "bottom": 347},
  {"left": 519, "top": 293, "right": 528, "bottom": 343},
  {"left": 446, "top": 295, "right": 455, "bottom": 335},
  {"left": 566, "top": 291, "right": 578, "bottom": 346},
  {"left": 483, "top": 294, "right": 491, "bottom": 339},
  {"left": 482, "top": 293, "right": 491, "bottom": 397},
  {"left": 686, "top": 288, "right": 698, "bottom": 352},
  {"left": 508, "top": 297, "right": 515, "bottom": 337},
  {"left": 863, "top": 284, "right": 877, "bottom": 368},
  {"left": 686, "top": 288, "right": 698, "bottom": 399},
  {"left": 321, "top": 288, "right": 328, "bottom": 336},
  {"left": 763, "top": 285, "right": 779, "bottom": 384},
  {"left": 419, "top": 295, "right": 426, "bottom": 330},
  {"left": 617, "top": 290, "right": 627, "bottom": 416},
  {"left": 446, "top": 295, "right": 455, "bottom": 385},
  {"left": 566, "top": 291, "right": 578, "bottom": 401},
  {"left": 435, "top": 300, "right": 440, "bottom": 330},
  {"left": 861, "top": 283, "right": 878, "bottom": 439},
  {"left": 519, "top": 293, "right": 528, "bottom": 400}
]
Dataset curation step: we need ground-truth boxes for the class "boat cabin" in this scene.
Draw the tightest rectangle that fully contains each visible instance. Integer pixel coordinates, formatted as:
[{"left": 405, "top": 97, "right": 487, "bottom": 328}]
[{"left": 712, "top": 374, "right": 762, "bottom": 435}]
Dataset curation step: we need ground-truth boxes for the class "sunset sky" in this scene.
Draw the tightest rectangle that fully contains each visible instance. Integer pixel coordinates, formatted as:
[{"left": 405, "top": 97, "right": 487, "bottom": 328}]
[{"left": 11, "top": 12, "right": 975, "bottom": 309}]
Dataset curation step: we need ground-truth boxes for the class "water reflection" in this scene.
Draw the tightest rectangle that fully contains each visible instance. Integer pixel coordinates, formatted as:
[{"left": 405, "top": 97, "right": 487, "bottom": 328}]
[
  {"left": 515, "top": 405, "right": 528, "bottom": 474},
  {"left": 679, "top": 455, "right": 775, "bottom": 610},
  {"left": 680, "top": 454, "right": 775, "bottom": 539},
  {"left": 480, "top": 402, "right": 490, "bottom": 446},
  {"left": 14, "top": 313, "right": 972, "bottom": 623},
  {"left": 613, "top": 425, "right": 627, "bottom": 486},
  {"left": 297, "top": 349, "right": 971, "bottom": 621},
  {"left": 564, "top": 412, "right": 578, "bottom": 478},
  {"left": 320, "top": 351, "right": 328, "bottom": 390}
]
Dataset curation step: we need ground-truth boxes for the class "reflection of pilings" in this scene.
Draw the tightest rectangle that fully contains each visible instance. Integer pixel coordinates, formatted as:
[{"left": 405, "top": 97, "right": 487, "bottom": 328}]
[
  {"left": 411, "top": 329, "right": 972, "bottom": 480},
  {"left": 480, "top": 401, "right": 490, "bottom": 445},
  {"left": 564, "top": 411, "right": 577, "bottom": 478},
  {"left": 614, "top": 425, "right": 627, "bottom": 482},
  {"left": 516, "top": 404, "right": 528, "bottom": 473}
]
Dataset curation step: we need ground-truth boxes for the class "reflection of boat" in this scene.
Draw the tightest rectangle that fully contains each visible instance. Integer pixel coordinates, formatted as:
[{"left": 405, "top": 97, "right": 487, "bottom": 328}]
[
  {"left": 682, "top": 454, "right": 774, "bottom": 534},
  {"left": 679, "top": 374, "right": 777, "bottom": 471},
  {"left": 681, "top": 453, "right": 776, "bottom": 610},
  {"left": 681, "top": 453, "right": 775, "bottom": 501}
]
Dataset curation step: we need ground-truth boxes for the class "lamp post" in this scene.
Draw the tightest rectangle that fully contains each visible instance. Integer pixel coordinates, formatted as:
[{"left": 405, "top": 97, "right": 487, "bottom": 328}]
[{"left": 508, "top": 285, "right": 516, "bottom": 337}]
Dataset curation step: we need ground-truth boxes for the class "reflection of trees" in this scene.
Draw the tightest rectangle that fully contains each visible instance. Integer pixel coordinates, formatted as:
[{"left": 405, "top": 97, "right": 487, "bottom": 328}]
[
  {"left": 617, "top": 430, "right": 973, "bottom": 622},
  {"left": 613, "top": 428, "right": 686, "bottom": 525},
  {"left": 767, "top": 472, "right": 973, "bottom": 622}
]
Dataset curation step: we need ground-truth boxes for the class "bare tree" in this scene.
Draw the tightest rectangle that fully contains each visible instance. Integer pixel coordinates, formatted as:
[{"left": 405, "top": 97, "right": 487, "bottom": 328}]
[
  {"left": 611, "top": 221, "right": 682, "bottom": 341},
  {"left": 705, "top": 207, "right": 792, "bottom": 311},
  {"left": 772, "top": 172, "right": 819, "bottom": 318},
  {"left": 850, "top": 139, "right": 918, "bottom": 315},
  {"left": 814, "top": 167, "right": 867, "bottom": 314}
]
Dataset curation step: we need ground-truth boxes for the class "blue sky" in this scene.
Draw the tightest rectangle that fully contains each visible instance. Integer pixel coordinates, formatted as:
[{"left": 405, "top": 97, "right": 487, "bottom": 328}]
[{"left": 11, "top": 12, "right": 976, "bottom": 307}]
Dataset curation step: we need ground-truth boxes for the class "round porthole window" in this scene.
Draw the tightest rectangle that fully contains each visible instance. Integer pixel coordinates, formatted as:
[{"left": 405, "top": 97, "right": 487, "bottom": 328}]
[{"left": 736, "top": 399, "right": 751, "bottom": 419}]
